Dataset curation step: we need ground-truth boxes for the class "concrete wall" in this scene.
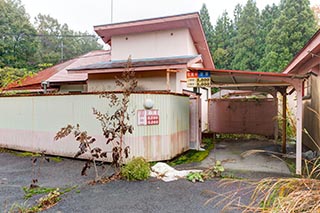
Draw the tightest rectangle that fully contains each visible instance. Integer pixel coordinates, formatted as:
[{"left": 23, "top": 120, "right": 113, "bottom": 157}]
[
  {"left": 0, "top": 93, "right": 189, "bottom": 162},
  {"left": 111, "top": 28, "right": 198, "bottom": 60},
  {"left": 208, "top": 98, "right": 277, "bottom": 136}
]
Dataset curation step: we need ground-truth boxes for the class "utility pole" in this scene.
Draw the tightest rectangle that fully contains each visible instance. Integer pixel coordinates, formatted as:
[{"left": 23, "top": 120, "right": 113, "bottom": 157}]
[
  {"left": 111, "top": 0, "right": 113, "bottom": 23},
  {"left": 60, "top": 38, "right": 64, "bottom": 62}
]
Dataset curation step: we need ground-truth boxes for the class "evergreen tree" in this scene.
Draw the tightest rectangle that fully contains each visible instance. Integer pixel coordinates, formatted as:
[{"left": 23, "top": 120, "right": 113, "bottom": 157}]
[
  {"left": 231, "top": 0, "right": 261, "bottom": 71},
  {"left": 233, "top": 3, "right": 243, "bottom": 31},
  {"left": 212, "top": 11, "right": 234, "bottom": 69},
  {"left": 200, "top": 3, "right": 214, "bottom": 57},
  {"left": 258, "top": 4, "right": 280, "bottom": 71},
  {"left": 260, "top": 0, "right": 317, "bottom": 72}
]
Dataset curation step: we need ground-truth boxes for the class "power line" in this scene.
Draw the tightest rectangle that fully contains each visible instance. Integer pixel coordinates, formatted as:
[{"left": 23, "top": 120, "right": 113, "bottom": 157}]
[{"left": 0, "top": 33, "right": 96, "bottom": 38}]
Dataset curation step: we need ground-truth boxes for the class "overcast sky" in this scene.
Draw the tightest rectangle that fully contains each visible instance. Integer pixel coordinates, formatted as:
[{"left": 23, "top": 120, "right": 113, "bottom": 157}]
[{"left": 21, "top": 0, "right": 318, "bottom": 34}]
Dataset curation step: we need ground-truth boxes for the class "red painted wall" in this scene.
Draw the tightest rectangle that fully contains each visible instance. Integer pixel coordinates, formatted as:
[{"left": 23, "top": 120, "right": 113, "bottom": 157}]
[{"left": 208, "top": 98, "right": 277, "bottom": 136}]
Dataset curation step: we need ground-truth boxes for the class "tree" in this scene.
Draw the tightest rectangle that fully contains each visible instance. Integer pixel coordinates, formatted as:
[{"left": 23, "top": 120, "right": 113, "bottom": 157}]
[
  {"left": 212, "top": 11, "right": 234, "bottom": 69},
  {"left": 200, "top": 3, "right": 214, "bottom": 57},
  {"left": 0, "top": 67, "right": 33, "bottom": 88},
  {"left": 0, "top": 0, "right": 39, "bottom": 68},
  {"left": 231, "top": 0, "right": 261, "bottom": 70},
  {"left": 260, "top": 0, "right": 317, "bottom": 72},
  {"left": 34, "top": 14, "right": 103, "bottom": 65},
  {"left": 258, "top": 4, "right": 280, "bottom": 71}
]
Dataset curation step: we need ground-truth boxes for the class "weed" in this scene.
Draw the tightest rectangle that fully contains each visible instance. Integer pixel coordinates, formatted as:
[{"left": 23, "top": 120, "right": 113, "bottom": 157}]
[
  {"left": 23, "top": 187, "right": 56, "bottom": 199},
  {"left": 121, "top": 157, "right": 150, "bottom": 181},
  {"left": 202, "top": 160, "right": 225, "bottom": 179},
  {"left": 186, "top": 172, "right": 204, "bottom": 182},
  {"left": 9, "top": 188, "right": 62, "bottom": 213},
  {"left": 22, "top": 185, "right": 77, "bottom": 199},
  {"left": 50, "top": 156, "right": 63, "bottom": 163},
  {"left": 14, "top": 152, "right": 41, "bottom": 157}
]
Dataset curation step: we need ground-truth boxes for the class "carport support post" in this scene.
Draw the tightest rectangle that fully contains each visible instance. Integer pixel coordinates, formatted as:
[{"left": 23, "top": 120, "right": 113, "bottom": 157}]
[
  {"left": 279, "top": 87, "right": 287, "bottom": 154},
  {"left": 295, "top": 83, "right": 303, "bottom": 175},
  {"left": 282, "top": 90, "right": 287, "bottom": 154}
]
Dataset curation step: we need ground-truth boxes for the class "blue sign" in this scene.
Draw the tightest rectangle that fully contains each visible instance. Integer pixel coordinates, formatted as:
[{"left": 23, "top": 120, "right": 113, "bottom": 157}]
[{"left": 198, "top": 71, "right": 210, "bottom": 78}]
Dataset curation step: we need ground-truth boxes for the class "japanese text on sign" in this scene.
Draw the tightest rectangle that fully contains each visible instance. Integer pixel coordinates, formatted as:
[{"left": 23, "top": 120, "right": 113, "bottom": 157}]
[
  {"left": 137, "top": 109, "right": 159, "bottom": 126},
  {"left": 186, "top": 70, "right": 211, "bottom": 87}
]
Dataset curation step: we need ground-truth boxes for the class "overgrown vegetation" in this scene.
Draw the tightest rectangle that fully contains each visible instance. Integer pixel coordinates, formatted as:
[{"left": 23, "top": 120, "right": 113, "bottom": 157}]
[
  {"left": 169, "top": 138, "right": 214, "bottom": 166},
  {"left": 215, "top": 134, "right": 265, "bottom": 141},
  {"left": 55, "top": 59, "right": 137, "bottom": 182},
  {"left": 8, "top": 187, "right": 73, "bottom": 213},
  {"left": 22, "top": 187, "right": 57, "bottom": 199},
  {"left": 186, "top": 160, "right": 225, "bottom": 183},
  {"left": 121, "top": 157, "right": 150, "bottom": 181},
  {"left": 187, "top": 172, "right": 204, "bottom": 183}
]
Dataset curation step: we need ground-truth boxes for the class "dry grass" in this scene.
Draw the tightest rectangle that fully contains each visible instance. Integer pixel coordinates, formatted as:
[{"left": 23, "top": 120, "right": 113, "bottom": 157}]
[
  {"left": 245, "top": 177, "right": 320, "bottom": 212},
  {"left": 206, "top": 151, "right": 320, "bottom": 212}
]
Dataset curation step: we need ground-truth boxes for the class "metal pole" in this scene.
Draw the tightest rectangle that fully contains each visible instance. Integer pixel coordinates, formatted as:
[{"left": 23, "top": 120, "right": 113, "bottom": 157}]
[
  {"left": 60, "top": 39, "right": 64, "bottom": 62},
  {"left": 111, "top": 0, "right": 113, "bottom": 23}
]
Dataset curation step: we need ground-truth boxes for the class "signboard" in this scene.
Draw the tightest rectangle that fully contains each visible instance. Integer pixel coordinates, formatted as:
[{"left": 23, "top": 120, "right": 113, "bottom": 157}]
[
  {"left": 186, "top": 70, "right": 211, "bottom": 87},
  {"left": 137, "top": 109, "right": 159, "bottom": 126}
]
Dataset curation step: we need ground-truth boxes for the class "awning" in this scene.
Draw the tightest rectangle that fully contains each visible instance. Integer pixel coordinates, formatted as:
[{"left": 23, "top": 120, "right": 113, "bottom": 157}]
[
  {"left": 188, "top": 67, "right": 307, "bottom": 175},
  {"left": 189, "top": 68, "right": 306, "bottom": 93}
]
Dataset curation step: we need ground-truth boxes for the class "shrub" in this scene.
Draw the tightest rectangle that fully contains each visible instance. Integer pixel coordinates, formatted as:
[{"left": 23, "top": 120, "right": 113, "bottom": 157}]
[{"left": 121, "top": 157, "right": 150, "bottom": 181}]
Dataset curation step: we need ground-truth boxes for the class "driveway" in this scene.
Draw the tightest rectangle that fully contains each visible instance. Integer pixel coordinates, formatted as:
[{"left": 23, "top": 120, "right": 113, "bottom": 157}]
[
  {"left": 0, "top": 138, "right": 292, "bottom": 213},
  {"left": 0, "top": 151, "right": 253, "bottom": 213}
]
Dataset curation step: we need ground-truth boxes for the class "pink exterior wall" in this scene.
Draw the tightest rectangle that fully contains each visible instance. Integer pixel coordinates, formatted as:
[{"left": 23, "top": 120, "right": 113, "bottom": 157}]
[{"left": 208, "top": 98, "right": 277, "bottom": 136}]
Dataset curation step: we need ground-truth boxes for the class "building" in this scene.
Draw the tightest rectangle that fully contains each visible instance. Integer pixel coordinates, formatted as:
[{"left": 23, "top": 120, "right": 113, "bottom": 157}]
[{"left": 283, "top": 28, "right": 320, "bottom": 151}]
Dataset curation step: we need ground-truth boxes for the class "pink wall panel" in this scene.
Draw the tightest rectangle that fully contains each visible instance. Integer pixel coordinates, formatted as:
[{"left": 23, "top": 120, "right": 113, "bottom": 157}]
[{"left": 208, "top": 98, "right": 277, "bottom": 136}]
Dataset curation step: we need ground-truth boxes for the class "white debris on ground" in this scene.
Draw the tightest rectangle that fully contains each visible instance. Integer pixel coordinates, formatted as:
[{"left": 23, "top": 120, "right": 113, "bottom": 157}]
[{"left": 150, "top": 162, "right": 202, "bottom": 182}]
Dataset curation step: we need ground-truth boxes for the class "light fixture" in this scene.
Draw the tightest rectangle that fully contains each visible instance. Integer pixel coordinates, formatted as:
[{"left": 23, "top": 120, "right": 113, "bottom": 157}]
[{"left": 144, "top": 98, "right": 154, "bottom": 109}]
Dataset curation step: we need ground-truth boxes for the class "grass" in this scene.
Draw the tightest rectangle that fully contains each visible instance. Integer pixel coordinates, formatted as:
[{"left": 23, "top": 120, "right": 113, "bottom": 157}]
[
  {"left": 0, "top": 147, "right": 64, "bottom": 162},
  {"left": 50, "top": 156, "right": 63, "bottom": 163},
  {"left": 14, "top": 152, "right": 41, "bottom": 157},
  {"left": 23, "top": 187, "right": 56, "bottom": 199},
  {"left": 23, "top": 185, "right": 78, "bottom": 199},
  {"left": 168, "top": 138, "right": 214, "bottom": 166}
]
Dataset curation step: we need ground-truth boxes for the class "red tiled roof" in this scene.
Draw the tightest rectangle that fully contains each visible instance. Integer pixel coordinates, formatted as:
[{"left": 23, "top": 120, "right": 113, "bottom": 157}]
[{"left": 5, "top": 50, "right": 110, "bottom": 90}]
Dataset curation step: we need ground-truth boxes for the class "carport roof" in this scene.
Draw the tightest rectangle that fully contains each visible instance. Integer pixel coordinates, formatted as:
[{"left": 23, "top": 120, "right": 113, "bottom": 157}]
[{"left": 188, "top": 68, "right": 306, "bottom": 92}]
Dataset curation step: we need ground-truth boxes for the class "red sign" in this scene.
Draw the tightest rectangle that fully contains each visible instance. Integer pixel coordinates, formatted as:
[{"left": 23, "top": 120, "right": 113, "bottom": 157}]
[
  {"left": 186, "top": 71, "right": 198, "bottom": 78},
  {"left": 146, "top": 115, "right": 159, "bottom": 125},
  {"left": 137, "top": 109, "right": 159, "bottom": 126}
]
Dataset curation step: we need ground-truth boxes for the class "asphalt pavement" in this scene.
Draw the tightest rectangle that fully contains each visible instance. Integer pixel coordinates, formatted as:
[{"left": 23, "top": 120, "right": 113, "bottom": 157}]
[{"left": 0, "top": 139, "right": 292, "bottom": 213}]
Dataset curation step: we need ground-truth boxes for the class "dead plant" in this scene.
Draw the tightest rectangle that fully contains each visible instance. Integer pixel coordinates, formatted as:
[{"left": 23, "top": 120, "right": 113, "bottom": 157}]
[{"left": 54, "top": 58, "right": 137, "bottom": 182}]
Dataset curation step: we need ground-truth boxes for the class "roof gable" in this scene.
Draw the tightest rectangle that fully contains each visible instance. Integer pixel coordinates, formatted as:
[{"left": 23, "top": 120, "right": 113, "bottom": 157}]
[{"left": 94, "top": 13, "right": 214, "bottom": 69}]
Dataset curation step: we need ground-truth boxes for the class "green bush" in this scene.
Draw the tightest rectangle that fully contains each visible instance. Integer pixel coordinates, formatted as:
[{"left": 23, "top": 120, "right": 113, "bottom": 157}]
[{"left": 121, "top": 157, "right": 150, "bottom": 181}]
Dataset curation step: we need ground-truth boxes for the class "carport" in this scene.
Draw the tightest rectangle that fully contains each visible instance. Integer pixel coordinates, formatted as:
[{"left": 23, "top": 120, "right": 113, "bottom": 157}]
[{"left": 189, "top": 68, "right": 306, "bottom": 175}]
